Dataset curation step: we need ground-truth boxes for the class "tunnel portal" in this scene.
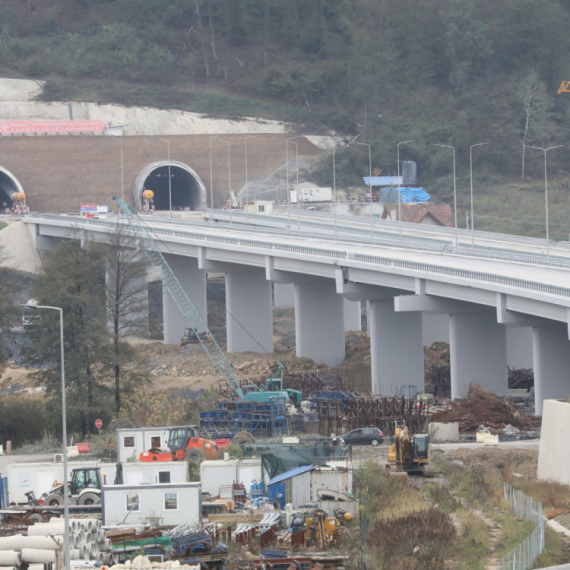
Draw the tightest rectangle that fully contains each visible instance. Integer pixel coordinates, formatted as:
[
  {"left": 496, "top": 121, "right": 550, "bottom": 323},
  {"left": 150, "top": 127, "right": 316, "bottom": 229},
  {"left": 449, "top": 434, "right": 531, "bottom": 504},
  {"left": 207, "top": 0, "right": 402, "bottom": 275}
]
[
  {"left": 133, "top": 161, "right": 206, "bottom": 212},
  {"left": 0, "top": 167, "right": 24, "bottom": 213}
]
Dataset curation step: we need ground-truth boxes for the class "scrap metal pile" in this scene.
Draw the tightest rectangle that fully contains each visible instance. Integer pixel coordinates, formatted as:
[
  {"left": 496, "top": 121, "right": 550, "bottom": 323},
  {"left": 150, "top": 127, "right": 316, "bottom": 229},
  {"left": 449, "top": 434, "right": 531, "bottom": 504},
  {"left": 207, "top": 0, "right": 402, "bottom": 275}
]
[
  {"left": 283, "top": 370, "right": 342, "bottom": 396},
  {"left": 309, "top": 391, "right": 429, "bottom": 436},
  {"left": 431, "top": 384, "right": 534, "bottom": 432},
  {"left": 508, "top": 367, "right": 534, "bottom": 391}
]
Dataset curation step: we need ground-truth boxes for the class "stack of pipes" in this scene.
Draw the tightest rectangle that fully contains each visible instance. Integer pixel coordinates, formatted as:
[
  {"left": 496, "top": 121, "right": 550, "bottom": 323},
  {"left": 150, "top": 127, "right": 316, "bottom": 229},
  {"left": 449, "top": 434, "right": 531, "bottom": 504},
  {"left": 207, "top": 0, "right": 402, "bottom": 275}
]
[{"left": 0, "top": 518, "right": 117, "bottom": 570}]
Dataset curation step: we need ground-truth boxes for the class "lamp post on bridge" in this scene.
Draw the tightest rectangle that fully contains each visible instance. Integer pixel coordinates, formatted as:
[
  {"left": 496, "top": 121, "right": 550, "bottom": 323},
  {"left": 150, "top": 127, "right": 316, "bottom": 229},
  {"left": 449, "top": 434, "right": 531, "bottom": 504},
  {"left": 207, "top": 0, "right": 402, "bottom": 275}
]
[
  {"left": 244, "top": 135, "right": 257, "bottom": 222},
  {"left": 354, "top": 142, "right": 373, "bottom": 238},
  {"left": 215, "top": 139, "right": 232, "bottom": 223},
  {"left": 469, "top": 142, "right": 489, "bottom": 246},
  {"left": 158, "top": 138, "right": 172, "bottom": 218},
  {"left": 209, "top": 135, "right": 218, "bottom": 210},
  {"left": 434, "top": 143, "right": 458, "bottom": 246},
  {"left": 397, "top": 140, "right": 415, "bottom": 240},
  {"left": 285, "top": 136, "right": 304, "bottom": 230},
  {"left": 526, "top": 144, "right": 565, "bottom": 257}
]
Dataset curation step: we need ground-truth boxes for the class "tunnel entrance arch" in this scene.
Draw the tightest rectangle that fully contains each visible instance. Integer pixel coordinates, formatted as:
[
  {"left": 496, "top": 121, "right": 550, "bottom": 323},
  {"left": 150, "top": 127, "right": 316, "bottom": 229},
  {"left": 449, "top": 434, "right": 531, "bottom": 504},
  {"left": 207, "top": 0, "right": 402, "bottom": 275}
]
[
  {"left": 0, "top": 166, "right": 24, "bottom": 213},
  {"left": 133, "top": 161, "right": 206, "bottom": 212}
]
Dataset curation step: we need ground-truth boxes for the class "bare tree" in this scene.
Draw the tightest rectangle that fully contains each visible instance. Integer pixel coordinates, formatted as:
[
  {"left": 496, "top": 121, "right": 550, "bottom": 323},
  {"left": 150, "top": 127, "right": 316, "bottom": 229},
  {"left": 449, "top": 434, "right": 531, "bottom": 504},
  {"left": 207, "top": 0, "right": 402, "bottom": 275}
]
[
  {"left": 518, "top": 70, "right": 551, "bottom": 180},
  {"left": 194, "top": 0, "right": 210, "bottom": 77},
  {"left": 102, "top": 223, "right": 150, "bottom": 413}
]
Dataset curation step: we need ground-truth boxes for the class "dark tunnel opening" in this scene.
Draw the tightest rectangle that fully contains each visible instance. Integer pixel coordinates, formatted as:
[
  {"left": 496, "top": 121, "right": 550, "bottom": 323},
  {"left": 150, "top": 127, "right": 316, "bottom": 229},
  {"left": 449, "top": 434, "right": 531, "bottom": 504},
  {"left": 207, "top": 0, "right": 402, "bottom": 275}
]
[
  {"left": 143, "top": 165, "right": 202, "bottom": 211},
  {"left": 0, "top": 171, "right": 19, "bottom": 213}
]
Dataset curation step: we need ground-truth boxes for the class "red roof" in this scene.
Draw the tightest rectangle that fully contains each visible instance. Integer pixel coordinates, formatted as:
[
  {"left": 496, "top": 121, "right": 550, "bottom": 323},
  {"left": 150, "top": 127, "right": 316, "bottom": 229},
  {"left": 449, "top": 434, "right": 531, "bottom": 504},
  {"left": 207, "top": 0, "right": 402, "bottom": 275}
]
[{"left": 382, "top": 203, "right": 454, "bottom": 227}]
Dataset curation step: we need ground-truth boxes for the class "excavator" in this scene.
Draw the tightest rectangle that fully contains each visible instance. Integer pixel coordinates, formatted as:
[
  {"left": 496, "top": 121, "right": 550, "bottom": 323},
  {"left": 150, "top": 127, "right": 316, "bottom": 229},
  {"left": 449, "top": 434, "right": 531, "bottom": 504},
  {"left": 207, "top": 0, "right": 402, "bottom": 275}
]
[{"left": 387, "top": 424, "right": 431, "bottom": 477}]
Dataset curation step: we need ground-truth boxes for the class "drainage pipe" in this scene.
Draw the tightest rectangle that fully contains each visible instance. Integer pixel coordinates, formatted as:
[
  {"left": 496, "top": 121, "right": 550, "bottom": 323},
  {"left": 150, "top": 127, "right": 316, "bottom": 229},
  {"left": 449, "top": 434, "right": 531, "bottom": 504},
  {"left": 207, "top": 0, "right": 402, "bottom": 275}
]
[{"left": 21, "top": 548, "right": 57, "bottom": 564}]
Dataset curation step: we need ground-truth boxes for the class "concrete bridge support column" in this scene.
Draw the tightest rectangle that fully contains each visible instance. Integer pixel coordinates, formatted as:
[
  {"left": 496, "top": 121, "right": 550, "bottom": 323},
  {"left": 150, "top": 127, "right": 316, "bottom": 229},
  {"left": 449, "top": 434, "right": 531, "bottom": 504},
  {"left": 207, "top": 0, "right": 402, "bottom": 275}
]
[
  {"left": 162, "top": 256, "right": 207, "bottom": 345},
  {"left": 274, "top": 283, "right": 295, "bottom": 308},
  {"left": 506, "top": 327, "right": 533, "bottom": 370},
  {"left": 369, "top": 300, "right": 424, "bottom": 395},
  {"left": 449, "top": 312, "right": 507, "bottom": 398},
  {"left": 294, "top": 280, "right": 345, "bottom": 366},
  {"left": 532, "top": 324, "right": 570, "bottom": 415},
  {"left": 343, "top": 299, "right": 362, "bottom": 332},
  {"left": 226, "top": 268, "right": 273, "bottom": 354},
  {"left": 422, "top": 314, "right": 450, "bottom": 346}
]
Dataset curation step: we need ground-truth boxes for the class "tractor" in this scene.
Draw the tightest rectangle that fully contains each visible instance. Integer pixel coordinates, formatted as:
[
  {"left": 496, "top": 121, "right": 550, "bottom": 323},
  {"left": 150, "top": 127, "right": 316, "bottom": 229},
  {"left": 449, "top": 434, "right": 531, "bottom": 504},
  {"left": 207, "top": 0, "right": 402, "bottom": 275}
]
[{"left": 44, "top": 467, "right": 103, "bottom": 506}]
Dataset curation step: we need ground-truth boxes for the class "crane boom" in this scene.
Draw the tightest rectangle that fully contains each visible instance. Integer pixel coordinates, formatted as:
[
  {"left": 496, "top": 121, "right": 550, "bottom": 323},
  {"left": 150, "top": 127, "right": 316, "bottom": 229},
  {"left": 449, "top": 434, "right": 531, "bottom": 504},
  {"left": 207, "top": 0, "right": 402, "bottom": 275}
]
[
  {"left": 113, "top": 197, "right": 247, "bottom": 400},
  {"left": 557, "top": 81, "right": 570, "bottom": 94}
]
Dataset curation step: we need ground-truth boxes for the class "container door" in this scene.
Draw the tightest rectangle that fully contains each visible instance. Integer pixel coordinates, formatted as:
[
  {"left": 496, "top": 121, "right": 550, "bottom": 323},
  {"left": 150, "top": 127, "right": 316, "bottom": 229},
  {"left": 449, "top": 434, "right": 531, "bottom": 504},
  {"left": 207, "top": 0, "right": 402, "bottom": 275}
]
[
  {"left": 126, "top": 471, "right": 144, "bottom": 485},
  {"left": 37, "top": 471, "right": 55, "bottom": 496},
  {"left": 238, "top": 467, "right": 254, "bottom": 490}
]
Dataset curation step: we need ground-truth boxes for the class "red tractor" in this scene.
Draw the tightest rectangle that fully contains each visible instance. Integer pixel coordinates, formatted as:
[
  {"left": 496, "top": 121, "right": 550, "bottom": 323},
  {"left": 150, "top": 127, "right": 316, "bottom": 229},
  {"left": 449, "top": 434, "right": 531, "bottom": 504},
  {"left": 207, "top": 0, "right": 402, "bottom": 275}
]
[{"left": 140, "top": 426, "right": 221, "bottom": 463}]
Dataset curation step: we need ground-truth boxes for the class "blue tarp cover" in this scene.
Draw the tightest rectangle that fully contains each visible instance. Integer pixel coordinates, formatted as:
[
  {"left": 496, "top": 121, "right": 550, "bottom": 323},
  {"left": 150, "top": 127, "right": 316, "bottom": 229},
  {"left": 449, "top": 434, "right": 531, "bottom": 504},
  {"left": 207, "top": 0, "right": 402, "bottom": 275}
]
[{"left": 378, "top": 187, "right": 430, "bottom": 203}]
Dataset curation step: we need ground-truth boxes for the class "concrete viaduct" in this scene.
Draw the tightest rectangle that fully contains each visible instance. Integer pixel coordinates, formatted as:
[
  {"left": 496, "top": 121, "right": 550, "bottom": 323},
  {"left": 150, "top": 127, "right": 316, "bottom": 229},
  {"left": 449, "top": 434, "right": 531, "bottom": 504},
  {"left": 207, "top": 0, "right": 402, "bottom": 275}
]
[{"left": 24, "top": 210, "right": 570, "bottom": 415}]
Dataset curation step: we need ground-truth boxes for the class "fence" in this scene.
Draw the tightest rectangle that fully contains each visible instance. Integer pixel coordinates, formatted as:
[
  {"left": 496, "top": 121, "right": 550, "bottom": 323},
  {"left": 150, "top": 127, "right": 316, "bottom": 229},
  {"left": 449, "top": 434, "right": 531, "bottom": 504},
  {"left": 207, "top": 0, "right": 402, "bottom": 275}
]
[{"left": 497, "top": 484, "right": 545, "bottom": 570}]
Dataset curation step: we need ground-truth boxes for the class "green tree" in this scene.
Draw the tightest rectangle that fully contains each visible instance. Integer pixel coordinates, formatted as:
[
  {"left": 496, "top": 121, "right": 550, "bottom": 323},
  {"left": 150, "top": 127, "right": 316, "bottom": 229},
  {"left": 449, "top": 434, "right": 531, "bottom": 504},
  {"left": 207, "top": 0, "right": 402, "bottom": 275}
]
[
  {"left": 443, "top": 0, "right": 492, "bottom": 96},
  {"left": 0, "top": 244, "right": 18, "bottom": 366},
  {"left": 23, "top": 239, "right": 110, "bottom": 437}
]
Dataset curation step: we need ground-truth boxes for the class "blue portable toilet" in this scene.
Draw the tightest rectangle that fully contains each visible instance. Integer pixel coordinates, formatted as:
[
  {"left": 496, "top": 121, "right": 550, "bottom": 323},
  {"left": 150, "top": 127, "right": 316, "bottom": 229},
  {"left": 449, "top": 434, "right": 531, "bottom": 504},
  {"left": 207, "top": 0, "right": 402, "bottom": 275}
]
[{"left": 266, "top": 465, "right": 316, "bottom": 509}]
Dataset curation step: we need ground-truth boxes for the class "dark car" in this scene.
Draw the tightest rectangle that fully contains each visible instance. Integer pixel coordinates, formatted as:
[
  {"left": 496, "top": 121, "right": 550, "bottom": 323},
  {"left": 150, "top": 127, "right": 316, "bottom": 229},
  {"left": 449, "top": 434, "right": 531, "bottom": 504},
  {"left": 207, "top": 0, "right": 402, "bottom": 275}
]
[{"left": 333, "top": 428, "right": 384, "bottom": 447}]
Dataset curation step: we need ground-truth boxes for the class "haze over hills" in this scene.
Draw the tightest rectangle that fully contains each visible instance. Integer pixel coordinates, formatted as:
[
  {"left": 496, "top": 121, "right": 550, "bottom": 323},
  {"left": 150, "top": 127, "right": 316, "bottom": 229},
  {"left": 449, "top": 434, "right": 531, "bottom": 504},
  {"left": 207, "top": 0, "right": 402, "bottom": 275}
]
[{"left": 2, "top": 0, "right": 570, "bottom": 237}]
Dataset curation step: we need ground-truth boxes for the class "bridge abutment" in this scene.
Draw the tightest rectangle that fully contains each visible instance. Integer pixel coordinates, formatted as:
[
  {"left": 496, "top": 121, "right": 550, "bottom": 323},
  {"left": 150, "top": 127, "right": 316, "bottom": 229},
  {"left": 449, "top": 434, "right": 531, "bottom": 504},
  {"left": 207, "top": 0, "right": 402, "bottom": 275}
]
[
  {"left": 162, "top": 255, "right": 207, "bottom": 345},
  {"left": 532, "top": 324, "right": 570, "bottom": 415}
]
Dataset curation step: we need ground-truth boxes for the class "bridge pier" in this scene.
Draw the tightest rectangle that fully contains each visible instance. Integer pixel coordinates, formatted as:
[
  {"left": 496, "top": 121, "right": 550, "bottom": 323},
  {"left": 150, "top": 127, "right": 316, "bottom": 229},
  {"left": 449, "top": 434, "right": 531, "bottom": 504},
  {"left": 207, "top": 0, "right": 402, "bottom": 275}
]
[
  {"left": 162, "top": 255, "right": 207, "bottom": 345},
  {"left": 274, "top": 283, "right": 295, "bottom": 308},
  {"left": 343, "top": 299, "right": 362, "bottom": 332},
  {"left": 294, "top": 280, "right": 345, "bottom": 366},
  {"left": 449, "top": 311, "right": 507, "bottom": 398},
  {"left": 532, "top": 324, "right": 570, "bottom": 415},
  {"left": 369, "top": 299, "right": 424, "bottom": 395},
  {"left": 226, "top": 268, "right": 273, "bottom": 354}
]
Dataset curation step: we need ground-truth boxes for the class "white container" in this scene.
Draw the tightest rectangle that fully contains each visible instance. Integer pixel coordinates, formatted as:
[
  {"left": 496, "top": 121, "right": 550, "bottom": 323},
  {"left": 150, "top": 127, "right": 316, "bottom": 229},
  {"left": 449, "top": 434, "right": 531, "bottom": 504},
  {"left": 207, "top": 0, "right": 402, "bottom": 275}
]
[{"left": 200, "top": 460, "right": 239, "bottom": 497}]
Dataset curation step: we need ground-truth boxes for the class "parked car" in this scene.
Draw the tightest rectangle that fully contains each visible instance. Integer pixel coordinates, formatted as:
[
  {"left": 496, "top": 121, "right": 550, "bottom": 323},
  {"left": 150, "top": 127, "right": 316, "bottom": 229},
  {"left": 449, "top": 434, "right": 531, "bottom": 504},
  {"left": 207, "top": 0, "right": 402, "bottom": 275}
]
[{"left": 333, "top": 428, "right": 384, "bottom": 447}]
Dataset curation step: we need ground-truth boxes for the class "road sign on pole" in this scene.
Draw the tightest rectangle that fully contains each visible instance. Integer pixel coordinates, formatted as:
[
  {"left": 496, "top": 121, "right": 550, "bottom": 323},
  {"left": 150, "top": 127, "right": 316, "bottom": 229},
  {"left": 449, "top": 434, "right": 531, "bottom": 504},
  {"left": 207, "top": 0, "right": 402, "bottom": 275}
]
[{"left": 95, "top": 419, "right": 102, "bottom": 438}]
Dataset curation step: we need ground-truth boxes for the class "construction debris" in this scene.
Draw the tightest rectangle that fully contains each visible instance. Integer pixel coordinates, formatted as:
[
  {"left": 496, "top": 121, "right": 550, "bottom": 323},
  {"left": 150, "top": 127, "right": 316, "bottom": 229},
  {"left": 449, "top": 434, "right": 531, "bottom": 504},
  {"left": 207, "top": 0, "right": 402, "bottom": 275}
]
[{"left": 431, "top": 384, "right": 534, "bottom": 432}]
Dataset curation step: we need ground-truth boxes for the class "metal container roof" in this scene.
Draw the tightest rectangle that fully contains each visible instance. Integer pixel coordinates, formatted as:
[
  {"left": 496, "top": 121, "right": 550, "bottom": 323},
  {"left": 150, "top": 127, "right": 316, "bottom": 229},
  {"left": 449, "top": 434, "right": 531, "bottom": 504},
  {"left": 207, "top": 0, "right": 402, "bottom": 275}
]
[{"left": 267, "top": 464, "right": 316, "bottom": 486}]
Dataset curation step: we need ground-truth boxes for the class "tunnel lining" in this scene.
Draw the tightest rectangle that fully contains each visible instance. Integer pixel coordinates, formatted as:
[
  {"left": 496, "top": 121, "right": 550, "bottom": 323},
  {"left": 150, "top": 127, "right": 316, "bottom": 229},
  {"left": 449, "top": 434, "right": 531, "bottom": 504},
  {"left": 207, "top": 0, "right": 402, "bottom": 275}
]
[
  {"left": 0, "top": 166, "right": 24, "bottom": 211},
  {"left": 133, "top": 161, "right": 207, "bottom": 212}
]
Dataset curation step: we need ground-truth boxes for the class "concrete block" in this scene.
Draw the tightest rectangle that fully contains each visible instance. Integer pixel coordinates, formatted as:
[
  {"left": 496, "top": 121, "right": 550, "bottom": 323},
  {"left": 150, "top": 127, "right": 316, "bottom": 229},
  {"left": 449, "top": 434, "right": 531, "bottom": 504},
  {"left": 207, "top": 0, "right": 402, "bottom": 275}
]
[
  {"left": 538, "top": 400, "right": 570, "bottom": 486},
  {"left": 476, "top": 433, "right": 486, "bottom": 443},
  {"left": 483, "top": 434, "right": 499, "bottom": 446},
  {"left": 428, "top": 422, "right": 459, "bottom": 442}
]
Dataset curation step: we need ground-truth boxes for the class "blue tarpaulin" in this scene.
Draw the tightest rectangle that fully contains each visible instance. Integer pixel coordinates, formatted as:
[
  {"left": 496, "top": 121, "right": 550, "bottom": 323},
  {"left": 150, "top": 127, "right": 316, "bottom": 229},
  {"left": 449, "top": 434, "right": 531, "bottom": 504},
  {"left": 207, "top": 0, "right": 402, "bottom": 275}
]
[{"left": 379, "top": 187, "right": 430, "bottom": 203}]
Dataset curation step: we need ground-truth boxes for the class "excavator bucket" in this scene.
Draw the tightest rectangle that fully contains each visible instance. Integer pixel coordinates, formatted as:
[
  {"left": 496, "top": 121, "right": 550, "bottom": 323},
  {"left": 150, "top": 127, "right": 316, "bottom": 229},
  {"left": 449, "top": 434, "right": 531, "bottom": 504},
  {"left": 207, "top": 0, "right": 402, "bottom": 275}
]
[{"left": 388, "top": 471, "right": 409, "bottom": 483}]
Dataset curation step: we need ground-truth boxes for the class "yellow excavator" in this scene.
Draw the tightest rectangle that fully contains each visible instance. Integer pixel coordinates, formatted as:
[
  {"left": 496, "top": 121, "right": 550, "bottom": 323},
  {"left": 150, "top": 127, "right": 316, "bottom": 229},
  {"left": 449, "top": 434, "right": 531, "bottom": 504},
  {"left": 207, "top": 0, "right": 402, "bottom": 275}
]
[
  {"left": 387, "top": 424, "right": 431, "bottom": 477},
  {"left": 557, "top": 81, "right": 570, "bottom": 94}
]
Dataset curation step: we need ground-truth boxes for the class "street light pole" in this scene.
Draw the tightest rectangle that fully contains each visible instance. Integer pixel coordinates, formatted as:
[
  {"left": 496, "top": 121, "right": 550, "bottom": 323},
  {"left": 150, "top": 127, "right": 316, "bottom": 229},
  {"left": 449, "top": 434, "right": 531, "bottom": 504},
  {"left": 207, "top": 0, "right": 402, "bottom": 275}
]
[
  {"left": 469, "top": 142, "right": 490, "bottom": 246},
  {"left": 209, "top": 135, "right": 218, "bottom": 210},
  {"left": 216, "top": 139, "right": 232, "bottom": 223},
  {"left": 333, "top": 144, "right": 338, "bottom": 234},
  {"left": 355, "top": 142, "right": 373, "bottom": 238},
  {"left": 158, "top": 138, "right": 172, "bottom": 218},
  {"left": 434, "top": 143, "right": 458, "bottom": 246},
  {"left": 527, "top": 144, "right": 565, "bottom": 257},
  {"left": 285, "top": 136, "right": 304, "bottom": 229},
  {"left": 244, "top": 135, "right": 257, "bottom": 222},
  {"left": 287, "top": 141, "right": 299, "bottom": 229},
  {"left": 397, "top": 140, "right": 415, "bottom": 240},
  {"left": 22, "top": 304, "right": 69, "bottom": 570}
]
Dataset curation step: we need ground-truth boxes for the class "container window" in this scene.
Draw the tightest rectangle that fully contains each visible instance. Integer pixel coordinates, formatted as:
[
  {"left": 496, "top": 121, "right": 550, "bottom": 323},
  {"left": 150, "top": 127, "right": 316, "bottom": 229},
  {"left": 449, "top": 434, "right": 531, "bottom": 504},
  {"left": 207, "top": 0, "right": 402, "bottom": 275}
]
[
  {"left": 150, "top": 436, "right": 161, "bottom": 448},
  {"left": 123, "top": 436, "right": 135, "bottom": 448},
  {"left": 158, "top": 471, "right": 171, "bottom": 483},
  {"left": 164, "top": 492, "right": 178, "bottom": 510},
  {"left": 126, "top": 493, "right": 140, "bottom": 511}
]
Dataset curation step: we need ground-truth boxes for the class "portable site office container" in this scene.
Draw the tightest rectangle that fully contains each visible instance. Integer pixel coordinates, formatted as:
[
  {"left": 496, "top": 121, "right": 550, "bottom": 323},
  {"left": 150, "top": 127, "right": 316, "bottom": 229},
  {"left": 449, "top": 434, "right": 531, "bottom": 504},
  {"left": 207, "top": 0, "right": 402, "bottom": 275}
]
[
  {"left": 200, "top": 459, "right": 261, "bottom": 497},
  {"left": 267, "top": 465, "right": 352, "bottom": 509},
  {"left": 7, "top": 461, "right": 103, "bottom": 504},
  {"left": 121, "top": 461, "right": 189, "bottom": 486},
  {"left": 102, "top": 483, "right": 202, "bottom": 526},
  {"left": 116, "top": 427, "right": 173, "bottom": 463}
]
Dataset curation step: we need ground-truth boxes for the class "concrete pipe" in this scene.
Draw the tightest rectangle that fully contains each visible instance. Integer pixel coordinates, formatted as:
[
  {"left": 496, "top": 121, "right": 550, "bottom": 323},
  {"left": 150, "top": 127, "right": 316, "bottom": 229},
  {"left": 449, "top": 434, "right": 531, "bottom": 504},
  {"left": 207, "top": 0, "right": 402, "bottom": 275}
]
[
  {"left": 78, "top": 545, "right": 87, "bottom": 559},
  {"left": 101, "top": 552, "right": 113, "bottom": 565},
  {"left": 0, "top": 566, "right": 17, "bottom": 570},
  {"left": 21, "top": 548, "right": 57, "bottom": 564},
  {"left": 74, "top": 531, "right": 85, "bottom": 546},
  {"left": 112, "top": 553, "right": 119, "bottom": 565},
  {"left": 10, "top": 536, "right": 62, "bottom": 550},
  {"left": 70, "top": 549, "right": 80, "bottom": 561},
  {"left": 28, "top": 564, "right": 45, "bottom": 570},
  {"left": 90, "top": 543, "right": 99, "bottom": 557},
  {"left": 83, "top": 532, "right": 92, "bottom": 544},
  {"left": 28, "top": 523, "right": 68, "bottom": 537},
  {"left": 103, "top": 539, "right": 112, "bottom": 551},
  {"left": 96, "top": 530, "right": 105, "bottom": 543},
  {"left": 0, "top": 550, "right": 21, "bottom": 566}
]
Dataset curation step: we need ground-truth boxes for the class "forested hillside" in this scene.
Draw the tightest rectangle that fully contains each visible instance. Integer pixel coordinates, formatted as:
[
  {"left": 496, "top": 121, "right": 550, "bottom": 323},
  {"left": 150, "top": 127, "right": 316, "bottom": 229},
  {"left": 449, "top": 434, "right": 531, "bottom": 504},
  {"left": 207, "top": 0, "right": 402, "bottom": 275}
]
[{"left": 2, "top": 0, "right": 570, "bottom": 236}]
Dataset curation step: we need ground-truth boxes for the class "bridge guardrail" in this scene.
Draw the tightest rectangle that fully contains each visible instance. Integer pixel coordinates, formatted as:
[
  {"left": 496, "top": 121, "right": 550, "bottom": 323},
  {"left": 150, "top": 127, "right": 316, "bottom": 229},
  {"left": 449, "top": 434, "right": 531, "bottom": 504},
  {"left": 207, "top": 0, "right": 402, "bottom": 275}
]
[{"left": 28, "top": 213, "right": 570, "bottom": 300}]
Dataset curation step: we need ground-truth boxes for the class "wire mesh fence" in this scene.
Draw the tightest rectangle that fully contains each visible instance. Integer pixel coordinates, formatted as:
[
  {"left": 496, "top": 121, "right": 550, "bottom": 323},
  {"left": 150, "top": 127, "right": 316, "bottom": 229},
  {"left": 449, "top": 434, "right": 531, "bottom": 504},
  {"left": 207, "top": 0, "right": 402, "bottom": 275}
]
[{"left": 497, "top": 484, "right": 544, "bottom": 570}]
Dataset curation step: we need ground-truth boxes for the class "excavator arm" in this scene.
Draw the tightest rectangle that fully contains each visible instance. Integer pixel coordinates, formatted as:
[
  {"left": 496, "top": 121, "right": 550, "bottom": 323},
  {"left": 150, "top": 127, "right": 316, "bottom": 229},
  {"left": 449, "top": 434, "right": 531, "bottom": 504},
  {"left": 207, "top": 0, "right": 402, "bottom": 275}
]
[{"left": 558, "top": 81, "right": 570, "bottom": 94}]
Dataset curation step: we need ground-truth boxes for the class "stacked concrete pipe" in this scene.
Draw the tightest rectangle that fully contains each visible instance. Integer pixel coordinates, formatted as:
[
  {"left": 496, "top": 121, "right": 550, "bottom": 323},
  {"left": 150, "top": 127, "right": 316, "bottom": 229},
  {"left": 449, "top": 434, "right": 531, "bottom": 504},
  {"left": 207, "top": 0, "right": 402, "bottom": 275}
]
[{"left": 0, "top": 518, "right": 117, "bottom": 570}]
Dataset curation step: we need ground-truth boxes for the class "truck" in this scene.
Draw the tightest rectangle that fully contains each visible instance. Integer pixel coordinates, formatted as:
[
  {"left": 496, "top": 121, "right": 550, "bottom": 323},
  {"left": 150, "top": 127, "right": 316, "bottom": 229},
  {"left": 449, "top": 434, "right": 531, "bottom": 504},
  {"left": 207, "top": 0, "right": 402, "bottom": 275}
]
[{"left": 301, "top": 187, "right": 332, "bottom": 203}]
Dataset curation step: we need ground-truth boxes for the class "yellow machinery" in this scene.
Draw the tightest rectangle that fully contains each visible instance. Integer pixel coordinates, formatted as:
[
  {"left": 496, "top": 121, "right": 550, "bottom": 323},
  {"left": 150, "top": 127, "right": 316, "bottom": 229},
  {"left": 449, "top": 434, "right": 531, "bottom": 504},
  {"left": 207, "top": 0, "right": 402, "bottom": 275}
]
[
  {"left": 305, "top": 510, "right": 349, "bottom": 548},
  {"left": 558, "top": 81, "right": 570, "bottom": 94},
  {"left": 387, "top": 425, "right": 431, "bottom": 475}
]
